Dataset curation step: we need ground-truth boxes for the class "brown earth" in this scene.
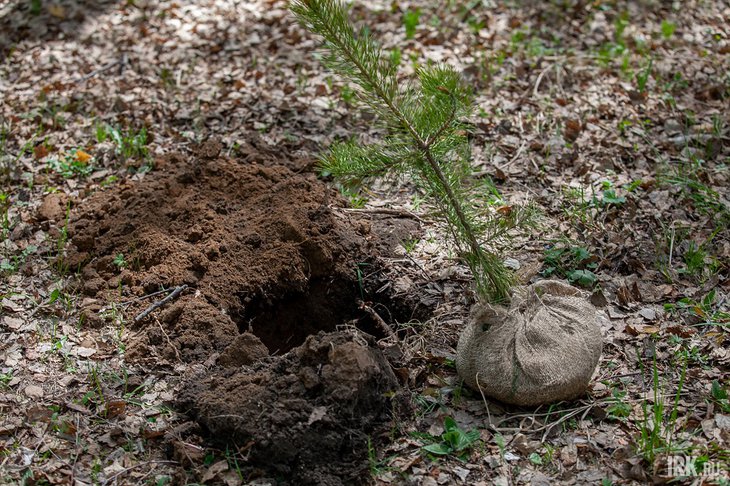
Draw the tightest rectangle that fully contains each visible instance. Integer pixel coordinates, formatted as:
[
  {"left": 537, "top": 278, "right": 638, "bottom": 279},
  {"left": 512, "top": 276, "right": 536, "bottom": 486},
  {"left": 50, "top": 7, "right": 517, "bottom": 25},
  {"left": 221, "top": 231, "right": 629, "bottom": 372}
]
[
  {"left": 177, "top": 331, "right": 402, "bottom": 485},
  {"left": 67, "top": 137, "right": 387, "bottom": 358},
  {"left": 64, "top": 135, "right": 420, "bottom": 481}
]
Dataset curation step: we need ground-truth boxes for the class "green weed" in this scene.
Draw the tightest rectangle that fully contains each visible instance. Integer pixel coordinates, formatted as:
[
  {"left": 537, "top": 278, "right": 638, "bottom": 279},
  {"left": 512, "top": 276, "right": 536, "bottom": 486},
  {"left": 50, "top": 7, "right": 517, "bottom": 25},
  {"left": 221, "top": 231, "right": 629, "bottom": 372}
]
[
  {"left": 420, "top": 416, "right": 480, "bottom": 460},
  {"left": 710, "top": 380, "right": 730, "bottom": 413},
  {"left": 660, "top": 20, "right": 677, "bottom": 39},
  {"left": 541, "top": 243, "right": 598, "bottom": 288},
  {"left": 47, "top": 150, "right": 94, "bottom": 179},
  {"left": 403, "top": 8, "right": 420, "bottom": 39},
  {"left": 0, "top": 369, "right": 13, "bottom": 389},
  {"left": 0, "top": 191, "right": 10, "bottom": 239},
  {"left": 113, "top": 253, "right": 127, "bottom": 269},
  {"left": 635, "top": 352, "right": 688, "bottom": 464},
  {"left": 401, "top": 238, "right": 419, "bottom": 254},
  {"left": 636, "top": 57, "right": 653, "bottom": 93},
  {"left": 96, "top": 123, "right": 150, "bottom": 163},
  {"left": 664, "top": 290, "right": 729, "bottom": 327},
  {"left": 54, "top": 204, "right": 71, "bottom": 275},
  {"left": 0, "top": 245, "right": 37, "bottom": 275},
  {"left": 606, "top": 387, "right": 632, "bottom": 420},
  {"left": 340, "top": 84, "right": 356, "bottom": 105},
  {"left": 660, "top": 155, "right": 729, "bottom": 227}
]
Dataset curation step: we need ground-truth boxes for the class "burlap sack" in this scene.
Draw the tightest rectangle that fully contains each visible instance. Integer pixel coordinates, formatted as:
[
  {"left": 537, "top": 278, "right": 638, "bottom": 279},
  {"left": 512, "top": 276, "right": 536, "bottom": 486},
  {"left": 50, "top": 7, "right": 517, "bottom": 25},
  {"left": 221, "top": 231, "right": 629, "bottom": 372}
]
[{"left": 456, "top": 280, "right": 602, "bottom": 406}]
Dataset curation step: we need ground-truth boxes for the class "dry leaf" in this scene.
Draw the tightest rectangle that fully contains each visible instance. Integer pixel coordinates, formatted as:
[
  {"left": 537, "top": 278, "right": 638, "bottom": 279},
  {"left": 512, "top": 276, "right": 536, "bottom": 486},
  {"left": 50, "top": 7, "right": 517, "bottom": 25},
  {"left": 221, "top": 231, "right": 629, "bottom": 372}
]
[
  {"left": 75, "top": 150, "right": 92, "bottom": 164},
  {"left": 48, "top": 4, "right": 66, "bottom": 18}
]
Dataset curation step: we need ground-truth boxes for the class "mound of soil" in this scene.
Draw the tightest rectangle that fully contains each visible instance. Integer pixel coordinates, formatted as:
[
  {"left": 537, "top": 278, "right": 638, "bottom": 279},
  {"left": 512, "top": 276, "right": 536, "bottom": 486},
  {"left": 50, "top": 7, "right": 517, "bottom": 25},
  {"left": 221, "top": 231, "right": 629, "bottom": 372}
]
[
  {"left": 177, "top": 331, "right": 401, "bottom": 485},
  {"left": 67, "top": 138, "right": 402, "bottom": 360},
  {"left": 65, "top": 137, "right": 420, "bottom": 480}
]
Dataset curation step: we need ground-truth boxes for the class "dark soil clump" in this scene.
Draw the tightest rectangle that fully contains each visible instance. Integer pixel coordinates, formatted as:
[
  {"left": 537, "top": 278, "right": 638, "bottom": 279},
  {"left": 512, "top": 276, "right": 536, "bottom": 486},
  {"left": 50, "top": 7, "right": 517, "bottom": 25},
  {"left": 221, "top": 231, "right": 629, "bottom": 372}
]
[{"left": 177, "top": 331, "right": 401, "bottom": 485}]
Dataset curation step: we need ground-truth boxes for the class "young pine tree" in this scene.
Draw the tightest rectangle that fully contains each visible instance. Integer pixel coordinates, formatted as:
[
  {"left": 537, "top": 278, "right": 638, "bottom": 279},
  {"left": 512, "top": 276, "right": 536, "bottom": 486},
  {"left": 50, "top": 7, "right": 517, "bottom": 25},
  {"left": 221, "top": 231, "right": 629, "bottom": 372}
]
[{"left": 291, "top": 0, "right": 532, "bottom": 303}]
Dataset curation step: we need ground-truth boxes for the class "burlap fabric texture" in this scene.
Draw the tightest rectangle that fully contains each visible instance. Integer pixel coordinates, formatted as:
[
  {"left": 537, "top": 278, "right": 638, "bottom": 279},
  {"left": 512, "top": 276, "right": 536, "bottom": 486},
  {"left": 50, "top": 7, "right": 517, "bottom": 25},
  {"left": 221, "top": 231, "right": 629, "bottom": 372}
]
[{"left": 456, "top": 280, "right": 602, "bottom": 406}]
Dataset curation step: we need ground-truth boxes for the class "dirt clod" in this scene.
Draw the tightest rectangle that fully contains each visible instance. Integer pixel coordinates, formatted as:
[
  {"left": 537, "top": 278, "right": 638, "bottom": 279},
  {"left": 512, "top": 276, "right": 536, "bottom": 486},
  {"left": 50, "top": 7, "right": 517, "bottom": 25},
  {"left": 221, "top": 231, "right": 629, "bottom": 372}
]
[
  {"left": 37, "top": 192, "right": 68, "bottom": 222},
  {"left": 217, "top": 332, "right": 269, "bottom": 367},
  {"left": 177, "top": 331, "right": 400, "bottom": 485}
]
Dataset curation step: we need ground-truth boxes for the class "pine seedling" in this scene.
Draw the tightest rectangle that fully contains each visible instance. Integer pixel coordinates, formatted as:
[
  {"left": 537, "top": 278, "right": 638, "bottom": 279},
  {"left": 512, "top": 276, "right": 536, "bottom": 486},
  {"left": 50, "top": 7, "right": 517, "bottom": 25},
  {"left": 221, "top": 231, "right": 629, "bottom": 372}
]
[{"left": 290, "top": 0, "right": 529, "bottom": 302}]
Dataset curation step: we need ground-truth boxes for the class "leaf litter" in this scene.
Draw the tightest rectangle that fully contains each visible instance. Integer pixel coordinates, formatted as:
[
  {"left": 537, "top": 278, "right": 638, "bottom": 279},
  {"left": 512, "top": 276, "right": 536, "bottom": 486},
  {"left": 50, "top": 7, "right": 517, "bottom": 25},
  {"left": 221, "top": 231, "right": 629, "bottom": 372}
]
[{"left": 0, "top": 0, "right": 728, "bottom": 484}]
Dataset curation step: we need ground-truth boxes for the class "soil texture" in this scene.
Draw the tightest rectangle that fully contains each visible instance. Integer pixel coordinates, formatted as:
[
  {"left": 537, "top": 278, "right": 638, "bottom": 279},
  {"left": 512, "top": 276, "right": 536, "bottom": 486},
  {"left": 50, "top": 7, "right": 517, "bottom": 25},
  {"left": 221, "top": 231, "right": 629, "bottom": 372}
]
[
  {"left": 64, "top": 137, "right": 420, "bottom": 480},
  {"left": 177, "top": 331, "right": 401, "bottom": 485},
  {"left": 67, "top": 138, "right": 407, "bottom": 360}
]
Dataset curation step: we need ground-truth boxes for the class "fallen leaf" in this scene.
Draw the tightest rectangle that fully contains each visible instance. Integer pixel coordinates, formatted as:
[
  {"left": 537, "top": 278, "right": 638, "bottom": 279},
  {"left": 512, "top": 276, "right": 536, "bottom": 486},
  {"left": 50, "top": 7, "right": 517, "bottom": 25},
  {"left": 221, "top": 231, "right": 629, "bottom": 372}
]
[
  {"left": 48, "top": 4, "right": 66, "bottom": 18},
  {"left": 24, "top": 385, "right": 44, "bottom": 399},
  {"left": 104, "top": 400, "right": 127, "bottom": 418},
  {"left": 75, "top": 150, "right": 92, "bottom": 163},
  {"left": 33, "top": 145, "right": 49, "bottom": 159}
]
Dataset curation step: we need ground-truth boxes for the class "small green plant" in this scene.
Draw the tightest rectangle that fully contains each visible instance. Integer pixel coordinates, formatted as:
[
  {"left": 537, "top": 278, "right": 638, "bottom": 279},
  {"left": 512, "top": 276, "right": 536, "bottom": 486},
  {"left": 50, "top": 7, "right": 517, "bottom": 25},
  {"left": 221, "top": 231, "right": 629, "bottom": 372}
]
[
  {"left": 664, "top": 290, "right": 729, "bottom": 327},
  {"left": 54, "top": 204, "right": 71, "bottom": 275},
  {"left": 96, "top": 123, "right": 150, "bottom": 163},
  {"left": 0, "top": 369, "right": 13, "bottom": 389},
  {"left": 542, "top": 243, "right": 598, "bottom": 288},
  {"left": 340, "top": 84, "right": 356, "bottom": 105},
  {"left": 635, "top": 352, "right": 688, "bottom": 463},
  {"left": 660, "top": 20, "right": 677, "bottom": 39},
  {"left": 291, "top": 0, "right": 535, "bottom": 302},
  {"left": 401, "top": 238, "right": 419, "bottom": 254},
  {"left": 0, "top": 245, "right": 37, "bottom": 275},
  {"left": 421, "top": 416, "right": 480, "bottom": 460},
  {"left": 660, "top": 155, "right": 729, "bottom": 227},
  {"left": 30, "top": 0, "right": 42, "bottom": 15},
  {"left": 606, "top": 387, "right": 632, "bottom": 420},
  {"left": 366, "top": 436, "right": 397, "bottom": 478},
  {"left": 47, "top": 150, "right": 94, "bottom": 179},
  {"left": 601, "top": 188, "right": 626, "bottom": 206},
  {"left": 710, "top": 380, "right": 730, "bottom": 413},
  {"left": 528, "top": 452, "right": 543, "bottom": 465},
  {"left": 389, "top": 46, "right": 402, "bottom": 68},
  {"left": 113, "top": 253, "right": 127, "bottom": 269},
  {"left": 403, "top": 8, "right": 420, "bottom": 40},
  {"left": 0, "top": 191, "right": 10, "bottom": 239},
  {"left": 635, "top": 57, "right": 653, "bottom": 93}
]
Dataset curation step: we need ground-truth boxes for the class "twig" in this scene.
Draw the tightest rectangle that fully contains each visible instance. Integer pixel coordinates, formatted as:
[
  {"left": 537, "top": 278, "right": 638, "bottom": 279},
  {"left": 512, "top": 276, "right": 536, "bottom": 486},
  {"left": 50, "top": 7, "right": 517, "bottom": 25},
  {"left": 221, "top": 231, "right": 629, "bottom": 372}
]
[
  {"left": 75, "top": 53, "right": 128, "bottom": 83},
  {"left": 134, "top": 285, "right": 187, "bottom": 323},
  {"left": 121, "top": 287, "right": 180, "bottom": 307},
  {"left": 156, "top": 317, "right": 182, "bottom": 362},
  {"left": 533, "top": 63, "right": 553, "bottom": 98},
  {"left": 335, "top": 207, "right": 424, "bottom": 222},
  {"left": 101, "top": 460, "right": 177, "bottom": 485},
  {"left": 357, "top": 300, "right": 397, "bottom": 340}
]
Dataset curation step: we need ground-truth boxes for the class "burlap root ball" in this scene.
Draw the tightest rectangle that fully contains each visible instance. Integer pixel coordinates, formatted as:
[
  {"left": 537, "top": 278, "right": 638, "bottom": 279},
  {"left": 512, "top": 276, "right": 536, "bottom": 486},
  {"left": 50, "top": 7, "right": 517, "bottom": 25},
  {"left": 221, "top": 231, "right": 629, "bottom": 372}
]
[{"left": 456, "top": 280, "right": 602, "bottom": 406}]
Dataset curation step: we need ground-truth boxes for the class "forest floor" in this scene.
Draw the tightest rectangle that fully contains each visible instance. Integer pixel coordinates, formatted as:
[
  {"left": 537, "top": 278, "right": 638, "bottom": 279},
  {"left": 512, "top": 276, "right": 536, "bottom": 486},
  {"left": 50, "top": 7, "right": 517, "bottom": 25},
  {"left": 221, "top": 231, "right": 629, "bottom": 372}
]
[{"left": 0, "top": 0, "right": 728, "bottom": 485}]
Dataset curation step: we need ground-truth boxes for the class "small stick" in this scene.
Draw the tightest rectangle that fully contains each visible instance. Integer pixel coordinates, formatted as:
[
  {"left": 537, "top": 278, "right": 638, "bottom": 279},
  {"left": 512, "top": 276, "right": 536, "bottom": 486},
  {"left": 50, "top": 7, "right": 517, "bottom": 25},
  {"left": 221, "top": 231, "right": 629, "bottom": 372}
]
[
  {"left": 156, "top": 317, "right": 181, "bottom": 362},
  {"left": 121, "top": 287, "right": 178, "bottom": 306},
  {"left": 75, "top": 55, "right": 125, "bottom": 83},
  {"left": 335, "top": 207, "right": 424, "bottom": 222},
  {"left": 357, "top": 300, "right": 397, "bottom": 340},
  {"left": 134, "top": 285, "right": 187, "bottom": 323}
]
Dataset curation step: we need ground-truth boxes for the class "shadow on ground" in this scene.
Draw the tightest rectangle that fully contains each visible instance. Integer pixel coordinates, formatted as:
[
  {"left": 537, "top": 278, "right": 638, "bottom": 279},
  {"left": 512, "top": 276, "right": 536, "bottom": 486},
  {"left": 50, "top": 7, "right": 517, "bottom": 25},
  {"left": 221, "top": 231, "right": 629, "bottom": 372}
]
[{"left": 0, "top": 0, "right": 118, "bottom": 60}]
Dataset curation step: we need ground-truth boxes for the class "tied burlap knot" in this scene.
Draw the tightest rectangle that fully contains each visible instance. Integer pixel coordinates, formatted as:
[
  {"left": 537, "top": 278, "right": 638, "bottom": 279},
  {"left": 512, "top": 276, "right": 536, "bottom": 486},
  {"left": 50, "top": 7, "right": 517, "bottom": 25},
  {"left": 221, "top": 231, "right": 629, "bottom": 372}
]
[{"left": 456, "top": 280, "right": 602, "bottom": 406}]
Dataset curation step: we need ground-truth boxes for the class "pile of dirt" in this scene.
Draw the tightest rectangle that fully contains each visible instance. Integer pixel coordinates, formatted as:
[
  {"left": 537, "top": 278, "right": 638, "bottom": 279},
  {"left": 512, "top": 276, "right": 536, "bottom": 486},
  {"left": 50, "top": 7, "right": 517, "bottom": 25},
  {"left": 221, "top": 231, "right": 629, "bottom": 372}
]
[
  {"left": 63, "top": 137, "right": 420, "bottom": 481},
  {"left": 177, "top": 331, "right": 401, "bottom": 485},
  {"left": 66, "top": 138, "right": 403, "bottom": 360}
]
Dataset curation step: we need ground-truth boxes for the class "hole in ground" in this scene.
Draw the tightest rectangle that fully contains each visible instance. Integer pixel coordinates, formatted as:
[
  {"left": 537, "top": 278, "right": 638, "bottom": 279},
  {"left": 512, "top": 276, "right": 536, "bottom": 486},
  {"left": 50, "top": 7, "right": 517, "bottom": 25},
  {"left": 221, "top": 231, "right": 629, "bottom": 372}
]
[{"left": 237, "top": 276, "right": 391, "bottom": 354}]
